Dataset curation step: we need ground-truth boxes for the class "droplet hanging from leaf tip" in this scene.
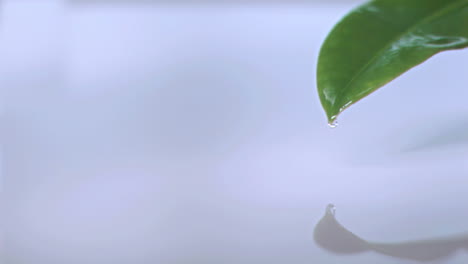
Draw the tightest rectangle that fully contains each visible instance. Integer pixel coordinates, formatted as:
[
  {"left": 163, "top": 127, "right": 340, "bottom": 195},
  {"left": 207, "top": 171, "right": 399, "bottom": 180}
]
[{"left": 328, "top": 119, "right": 338, "bottom": 128}]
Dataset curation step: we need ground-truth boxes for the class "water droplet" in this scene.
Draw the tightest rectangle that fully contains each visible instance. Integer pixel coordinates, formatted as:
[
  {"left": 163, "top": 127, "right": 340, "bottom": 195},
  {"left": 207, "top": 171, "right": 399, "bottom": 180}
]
[
  {"left": 328, "top": 119, "right": 338, "bottom": 128},
  {"left": 326, "top": 203, "right": 336, "bottom": 216}
]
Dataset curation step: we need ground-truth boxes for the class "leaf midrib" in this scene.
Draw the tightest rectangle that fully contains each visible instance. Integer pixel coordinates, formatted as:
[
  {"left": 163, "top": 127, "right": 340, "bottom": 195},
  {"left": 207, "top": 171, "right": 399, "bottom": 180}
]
[{"left": 335, "top": 0, "right": 468, "bottom": 112}]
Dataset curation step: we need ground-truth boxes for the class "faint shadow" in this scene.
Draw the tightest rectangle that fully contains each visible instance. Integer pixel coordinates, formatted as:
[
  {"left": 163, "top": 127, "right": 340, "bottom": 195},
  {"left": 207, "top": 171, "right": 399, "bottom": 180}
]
[
  {"left": 398, "top": 119, "right": 468, "bottom": 153},
  {"left": 314, "top": 204, "right": 468, "bottom": 262}
]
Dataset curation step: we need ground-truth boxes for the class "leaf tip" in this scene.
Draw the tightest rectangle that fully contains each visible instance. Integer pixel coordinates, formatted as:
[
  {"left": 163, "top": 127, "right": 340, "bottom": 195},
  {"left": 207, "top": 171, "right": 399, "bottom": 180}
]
[{"left": 325, "top": 100, "right": 353, "bottom": 128}]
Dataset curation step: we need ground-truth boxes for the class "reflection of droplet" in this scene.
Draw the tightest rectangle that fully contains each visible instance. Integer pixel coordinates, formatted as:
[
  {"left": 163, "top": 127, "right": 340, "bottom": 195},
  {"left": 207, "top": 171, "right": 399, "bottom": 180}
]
[
  {"left": 326, "top": 203, "right": 336, "bottom": 216},
  {"left": 328, "top": 119, "right": 338, "bottom": 128}
]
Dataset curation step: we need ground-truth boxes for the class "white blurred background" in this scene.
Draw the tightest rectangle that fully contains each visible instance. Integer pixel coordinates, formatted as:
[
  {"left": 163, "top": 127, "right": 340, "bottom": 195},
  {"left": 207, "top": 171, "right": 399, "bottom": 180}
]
[{"left": 2, "top": 0, "right": 468, "bottom": 263}]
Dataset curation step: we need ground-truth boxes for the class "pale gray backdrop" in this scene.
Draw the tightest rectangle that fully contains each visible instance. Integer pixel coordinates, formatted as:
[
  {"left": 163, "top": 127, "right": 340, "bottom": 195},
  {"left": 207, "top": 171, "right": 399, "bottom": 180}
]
[{"left": 2, "top": 0, "right": 468, "bottom": 263}]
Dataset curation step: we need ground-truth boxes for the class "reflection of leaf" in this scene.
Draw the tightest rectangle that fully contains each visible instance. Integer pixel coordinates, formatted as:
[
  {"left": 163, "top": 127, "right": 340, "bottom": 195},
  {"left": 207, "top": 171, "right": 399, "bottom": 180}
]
[
  {"left": 313, "top": 204, "right": 370, "bottom": 254},
  {"left": 371, "top": 238, "right": 464, "bottom": 262},
  {"left": 314, "top": 204, "right": 468, "bottom": 262},
  {"left": 317, "top": 0, "right": 468, "bottom": 124}
]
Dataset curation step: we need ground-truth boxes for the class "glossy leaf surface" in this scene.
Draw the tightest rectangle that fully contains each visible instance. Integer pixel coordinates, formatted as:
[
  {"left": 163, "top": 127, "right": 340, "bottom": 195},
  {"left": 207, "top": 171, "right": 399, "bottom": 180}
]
[{"left": 317, "top": 0, "right": 468, "bottom": 124}]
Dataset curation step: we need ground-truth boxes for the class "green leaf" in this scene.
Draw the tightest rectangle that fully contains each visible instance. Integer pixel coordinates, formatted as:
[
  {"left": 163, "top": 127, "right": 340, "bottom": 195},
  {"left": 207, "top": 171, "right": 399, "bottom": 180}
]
[{"left": 317, "top": 0, "right": 468, "bottom": 125}]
